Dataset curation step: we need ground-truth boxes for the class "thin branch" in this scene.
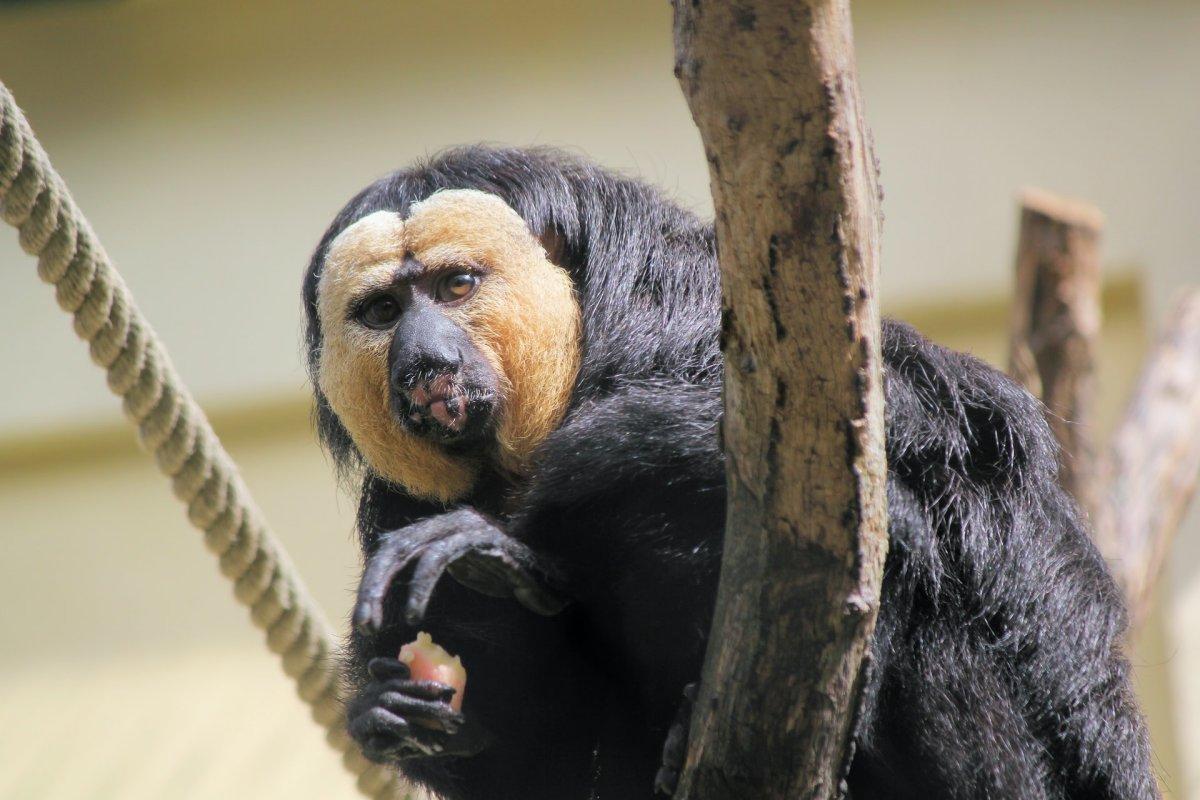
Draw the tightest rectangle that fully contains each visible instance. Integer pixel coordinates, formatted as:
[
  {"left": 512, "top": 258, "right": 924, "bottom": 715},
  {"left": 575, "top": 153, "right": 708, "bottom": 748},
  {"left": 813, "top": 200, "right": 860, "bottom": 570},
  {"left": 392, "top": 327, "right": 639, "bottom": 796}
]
[
  {"left": 1094, "top": 290, "right": 1200, "bottom": 627},
  {"left": 672, "top": 2, "right": 888, "bottom": 799},
  {"left": 1008, "top": 187, "right": 1104, "bottom": 516}
]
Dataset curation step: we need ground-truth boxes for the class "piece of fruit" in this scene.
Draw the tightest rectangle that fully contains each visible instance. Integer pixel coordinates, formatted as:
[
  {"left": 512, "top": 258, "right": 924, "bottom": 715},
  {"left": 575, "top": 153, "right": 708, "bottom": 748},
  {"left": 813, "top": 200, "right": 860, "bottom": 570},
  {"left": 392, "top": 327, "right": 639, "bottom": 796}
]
[{"left": 399, "top": 631, "right": 467, "bottom": 712}]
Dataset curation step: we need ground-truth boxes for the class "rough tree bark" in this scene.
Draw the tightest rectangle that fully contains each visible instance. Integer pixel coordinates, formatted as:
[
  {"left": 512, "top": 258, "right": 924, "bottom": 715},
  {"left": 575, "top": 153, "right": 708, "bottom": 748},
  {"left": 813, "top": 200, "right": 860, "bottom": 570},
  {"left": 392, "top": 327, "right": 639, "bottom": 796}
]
[
  {"left": 671, "top": 2, "right": 888, "bottom": 799},
  {"left": 1008, "top": 188, "right": 1104, "bottom": 517},
  {"left": 1094, "top": 291, "right": 1200, "bottom": 627}
]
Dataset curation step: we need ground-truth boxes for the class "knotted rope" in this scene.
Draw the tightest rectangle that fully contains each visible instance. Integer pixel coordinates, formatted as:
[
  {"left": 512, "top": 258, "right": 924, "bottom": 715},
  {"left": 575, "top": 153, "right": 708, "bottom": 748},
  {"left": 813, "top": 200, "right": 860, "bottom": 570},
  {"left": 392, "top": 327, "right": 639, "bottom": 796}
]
[{"left": 0, "top": 82, "right": 405, "bottom": 800}]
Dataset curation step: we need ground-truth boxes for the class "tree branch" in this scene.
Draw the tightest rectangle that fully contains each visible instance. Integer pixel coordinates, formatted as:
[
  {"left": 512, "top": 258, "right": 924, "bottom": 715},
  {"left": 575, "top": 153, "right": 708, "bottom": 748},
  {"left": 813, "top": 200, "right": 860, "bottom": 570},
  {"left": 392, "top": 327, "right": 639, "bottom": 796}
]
[
  {"left": 671, "top": 2, "right": 888, "bottom": 798},
  {"left": 1006, "top": 190, "right": 1200, "bottom": 629},
  {"left": 1094, "top": 291, "right": 1200, "bottom": 627},
  {"left": 1007, "top": 188, "right": 1104, "bottom": 516}
]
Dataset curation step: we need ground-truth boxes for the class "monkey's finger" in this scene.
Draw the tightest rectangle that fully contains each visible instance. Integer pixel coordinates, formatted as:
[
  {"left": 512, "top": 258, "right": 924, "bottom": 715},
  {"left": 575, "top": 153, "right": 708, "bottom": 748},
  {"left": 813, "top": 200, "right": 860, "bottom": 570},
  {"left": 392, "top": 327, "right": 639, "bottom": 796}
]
[
  {"left": 355, "top": 535, "right": 424, "bottom": 633},
  {"left": 403, "top": 531, "right": 541, "bottom": 622},
  {"left": 445, "top": 552, "right": 522, "bottom": 599},
  {"left": 379, "top": 679, "right": 458, "bottom": 703},
  {"left": 459, "top": 549, "right": 570, "bottom": 616},
  {"left": 452, "top": 543, "right": 531, "bottom": 591},
  {"left": 367, "top": 656, "right": 412, "bottom": 682},
  {"left": 377, "top": 691, "right": 464, "bottom": 734},
  {"left": 405, "top": 539, "right": 465, "bottom": 625},
  {"left": 348, "top": 705, "right": 412, "bottom": 755}
]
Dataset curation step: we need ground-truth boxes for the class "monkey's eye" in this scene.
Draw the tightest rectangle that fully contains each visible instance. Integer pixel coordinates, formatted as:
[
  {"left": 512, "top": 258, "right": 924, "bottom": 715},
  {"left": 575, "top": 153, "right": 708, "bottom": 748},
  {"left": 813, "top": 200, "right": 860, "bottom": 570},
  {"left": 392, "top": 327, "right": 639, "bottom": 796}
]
[
  {"left": 435, "top": 272, "right": 479, "bottom": 303},
  {"left": 357, "top": 295, "right": 401, "bottom": 329}
]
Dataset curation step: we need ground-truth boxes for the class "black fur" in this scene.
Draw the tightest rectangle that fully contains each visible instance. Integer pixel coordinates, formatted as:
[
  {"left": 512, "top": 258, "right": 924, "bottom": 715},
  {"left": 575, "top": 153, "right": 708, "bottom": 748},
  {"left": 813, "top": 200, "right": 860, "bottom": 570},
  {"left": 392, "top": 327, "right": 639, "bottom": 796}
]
[{"left": 303, "top": 147, "right": 1157, "bottom": 800}]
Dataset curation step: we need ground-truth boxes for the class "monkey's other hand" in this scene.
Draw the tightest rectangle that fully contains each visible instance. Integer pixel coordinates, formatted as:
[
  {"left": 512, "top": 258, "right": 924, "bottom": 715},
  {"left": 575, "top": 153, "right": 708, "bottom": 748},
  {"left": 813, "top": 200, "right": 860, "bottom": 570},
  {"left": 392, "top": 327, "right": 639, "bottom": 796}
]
[
  {"left": 348, "top": 656, "right": 488, "bottom": 762},
  {"left": 353, "top": 508, "right": 569, "bottom": 632}
]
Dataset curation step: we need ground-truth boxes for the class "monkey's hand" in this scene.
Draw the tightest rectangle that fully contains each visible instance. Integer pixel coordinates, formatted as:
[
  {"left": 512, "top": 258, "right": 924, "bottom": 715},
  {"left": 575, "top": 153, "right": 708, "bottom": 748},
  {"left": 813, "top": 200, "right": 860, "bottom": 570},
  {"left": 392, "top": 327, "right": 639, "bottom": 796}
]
[
  {"left": 348, "top": 656, "right": 489, "bottom": 762},
  {"left": 353, "top": 508, "right": 569, "bottom": 631}
]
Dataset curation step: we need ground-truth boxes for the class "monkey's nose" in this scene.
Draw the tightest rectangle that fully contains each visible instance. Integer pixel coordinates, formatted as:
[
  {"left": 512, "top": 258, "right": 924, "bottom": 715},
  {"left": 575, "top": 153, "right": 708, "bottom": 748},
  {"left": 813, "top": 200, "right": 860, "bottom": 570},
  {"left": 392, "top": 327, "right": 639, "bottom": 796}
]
[
  {"left": 391, "top": 346, "right": 463, "bottom": 393},
  {"left": 389, "top": 307, "right": 468, "bottom": 390}
]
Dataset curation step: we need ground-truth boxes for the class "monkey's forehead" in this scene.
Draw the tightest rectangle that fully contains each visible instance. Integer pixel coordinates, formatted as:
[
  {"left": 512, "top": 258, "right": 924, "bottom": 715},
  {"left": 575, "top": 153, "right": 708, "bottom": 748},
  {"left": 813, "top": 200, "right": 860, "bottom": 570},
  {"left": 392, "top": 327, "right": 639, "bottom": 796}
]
[
  {"left": 405, "top": 189, "right": 535, "bottom": 257},
  {"left": 321, "top": 190, "right": 542, "bottom": 301},
  {"left": 326, "top": 210, "right": 406, "bottom": 275}
]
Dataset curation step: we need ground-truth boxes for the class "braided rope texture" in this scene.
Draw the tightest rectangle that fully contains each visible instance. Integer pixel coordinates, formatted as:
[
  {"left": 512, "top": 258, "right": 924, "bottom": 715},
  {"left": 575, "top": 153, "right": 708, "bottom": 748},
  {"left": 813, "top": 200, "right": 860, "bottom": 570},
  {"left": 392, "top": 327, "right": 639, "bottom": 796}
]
[{"left": 0, "top": 82, "right": 406, "bottom": 800}]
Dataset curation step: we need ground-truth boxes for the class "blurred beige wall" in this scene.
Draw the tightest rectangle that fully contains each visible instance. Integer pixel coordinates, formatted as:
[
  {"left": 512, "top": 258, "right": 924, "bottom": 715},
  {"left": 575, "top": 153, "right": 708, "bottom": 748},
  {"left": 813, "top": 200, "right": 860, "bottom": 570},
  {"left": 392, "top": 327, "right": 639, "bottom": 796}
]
[{"left": 1, "top": 0, "right": 1197, "bottom": 797}]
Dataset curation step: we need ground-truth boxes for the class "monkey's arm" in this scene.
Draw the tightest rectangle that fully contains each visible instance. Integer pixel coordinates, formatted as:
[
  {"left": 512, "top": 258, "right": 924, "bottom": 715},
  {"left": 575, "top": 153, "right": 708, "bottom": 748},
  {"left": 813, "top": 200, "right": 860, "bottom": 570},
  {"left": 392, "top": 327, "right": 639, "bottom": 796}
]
[
  {"left": 362, "top": 379, "right": 725, "bottom": 628},
  {"left": 349, "top": 381, "right": 724, "bottom": 786},
  {"left": 346, "top": 484, "right": 493, "bottom": 764},
  {"left": 349, "top": 511, "right": 569, "bottom": 762},
  {"left": 357, "top": 376, "right": 725, "bottom": 634},
  {"left": 345, "top": 478, "right": 606, "bottom": 799}
]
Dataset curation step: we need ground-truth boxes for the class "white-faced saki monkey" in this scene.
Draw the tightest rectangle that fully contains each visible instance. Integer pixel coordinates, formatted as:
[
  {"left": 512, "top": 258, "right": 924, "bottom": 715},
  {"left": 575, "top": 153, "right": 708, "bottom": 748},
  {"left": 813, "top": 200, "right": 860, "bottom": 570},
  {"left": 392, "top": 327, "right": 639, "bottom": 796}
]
[{"left": 301, "top": 147, "right": 1158, "bottom": 800}]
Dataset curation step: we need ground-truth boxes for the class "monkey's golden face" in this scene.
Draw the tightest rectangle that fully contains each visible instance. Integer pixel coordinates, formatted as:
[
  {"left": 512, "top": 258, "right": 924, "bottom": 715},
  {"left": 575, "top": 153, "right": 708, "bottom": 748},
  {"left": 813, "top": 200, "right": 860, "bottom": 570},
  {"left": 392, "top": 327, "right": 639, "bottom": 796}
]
[{"left": 316, "top": 190, "right": 581, "bottom": 503}]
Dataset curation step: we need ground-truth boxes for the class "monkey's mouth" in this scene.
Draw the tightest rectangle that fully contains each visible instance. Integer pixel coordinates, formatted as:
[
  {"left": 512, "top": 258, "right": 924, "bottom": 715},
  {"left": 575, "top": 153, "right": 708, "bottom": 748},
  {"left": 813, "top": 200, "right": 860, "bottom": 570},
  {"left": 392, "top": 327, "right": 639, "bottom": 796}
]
[{"left": 395, "top": 372, "right": 495, "bottom": 444}]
